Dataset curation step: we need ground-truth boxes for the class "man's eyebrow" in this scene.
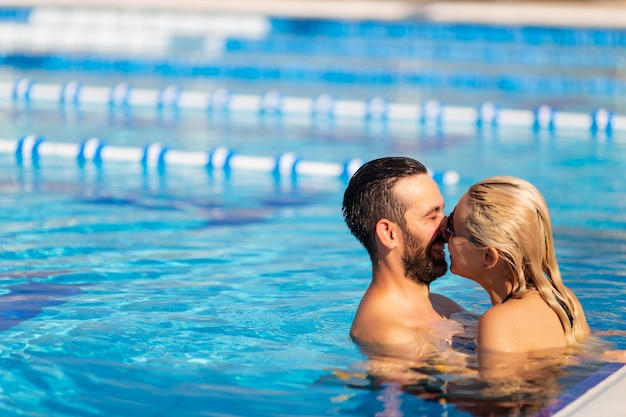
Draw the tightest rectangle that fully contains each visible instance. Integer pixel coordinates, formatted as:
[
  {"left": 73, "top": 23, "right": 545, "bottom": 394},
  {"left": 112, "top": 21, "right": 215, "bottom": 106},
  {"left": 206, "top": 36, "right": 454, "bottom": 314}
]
[{"left": 423, "top": 205, "right": 444, "bottom": 217}]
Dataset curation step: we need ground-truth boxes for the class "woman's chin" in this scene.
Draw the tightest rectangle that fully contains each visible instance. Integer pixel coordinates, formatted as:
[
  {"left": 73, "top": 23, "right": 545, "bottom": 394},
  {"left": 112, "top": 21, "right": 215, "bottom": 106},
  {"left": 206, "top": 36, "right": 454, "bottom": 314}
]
[{"left": 450, "top": 265, "right": 471, "bottom": 280}]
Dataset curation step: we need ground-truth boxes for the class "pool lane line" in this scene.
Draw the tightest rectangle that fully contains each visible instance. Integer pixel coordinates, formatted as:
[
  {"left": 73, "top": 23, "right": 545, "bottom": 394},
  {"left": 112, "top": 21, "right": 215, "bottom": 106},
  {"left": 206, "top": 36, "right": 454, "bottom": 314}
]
[
  {"left": 534, "top": 362, "right": 626, "bottom": 417},
  {"left": 1, "top": 80, "right": 622, "bottom": 134},
  {"left": 0, "top": 135, "right": 462, "bottom": 185}
]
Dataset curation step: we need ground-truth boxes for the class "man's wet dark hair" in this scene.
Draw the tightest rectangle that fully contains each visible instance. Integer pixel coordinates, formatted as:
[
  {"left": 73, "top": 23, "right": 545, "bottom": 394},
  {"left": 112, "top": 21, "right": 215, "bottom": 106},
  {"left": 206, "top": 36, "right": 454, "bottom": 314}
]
[{"left": 342, "top": 157, "right": 428, "bottom": 262}]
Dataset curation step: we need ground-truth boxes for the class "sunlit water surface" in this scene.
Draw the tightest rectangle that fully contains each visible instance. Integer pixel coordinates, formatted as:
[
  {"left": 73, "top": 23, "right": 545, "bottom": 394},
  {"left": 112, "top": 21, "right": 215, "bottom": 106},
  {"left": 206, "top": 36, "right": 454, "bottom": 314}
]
[{"left": 0, "top": 106, "right": 624, "bottom": 416}]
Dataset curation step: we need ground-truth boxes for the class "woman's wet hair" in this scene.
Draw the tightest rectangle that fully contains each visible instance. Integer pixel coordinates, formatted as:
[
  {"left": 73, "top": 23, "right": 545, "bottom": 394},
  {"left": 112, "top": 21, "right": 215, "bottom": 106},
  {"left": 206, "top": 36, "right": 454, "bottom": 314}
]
[{"left": 464, "top": 176, "right": 589, "bottom": 347}]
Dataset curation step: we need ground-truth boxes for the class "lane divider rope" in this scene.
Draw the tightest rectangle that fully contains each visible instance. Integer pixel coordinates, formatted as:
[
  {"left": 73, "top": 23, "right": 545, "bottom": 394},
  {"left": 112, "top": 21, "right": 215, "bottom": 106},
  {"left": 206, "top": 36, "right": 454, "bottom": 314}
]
[
  {"left": 1, "top": 80, "right": 622, "bottom": 133},
  {"left": 0, "top": 135, "right": 462, "bottom": 185}
]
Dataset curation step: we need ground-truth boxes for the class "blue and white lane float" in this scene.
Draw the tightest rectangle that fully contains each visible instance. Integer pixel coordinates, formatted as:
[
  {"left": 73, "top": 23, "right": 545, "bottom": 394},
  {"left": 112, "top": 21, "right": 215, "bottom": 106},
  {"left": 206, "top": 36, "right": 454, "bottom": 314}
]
[
  {"left": 1, "top": 79, "right": 622, "bottom": 133},
  {"left": 0, "top": 135, "right": 462, "bottom": 185}
]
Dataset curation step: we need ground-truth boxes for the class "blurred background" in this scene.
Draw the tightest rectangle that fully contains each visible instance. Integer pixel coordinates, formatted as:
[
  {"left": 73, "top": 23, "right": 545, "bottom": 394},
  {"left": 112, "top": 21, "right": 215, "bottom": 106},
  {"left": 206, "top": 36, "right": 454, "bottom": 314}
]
[{"left": 1, "top": 0, "right": 625, "bottom": 113}]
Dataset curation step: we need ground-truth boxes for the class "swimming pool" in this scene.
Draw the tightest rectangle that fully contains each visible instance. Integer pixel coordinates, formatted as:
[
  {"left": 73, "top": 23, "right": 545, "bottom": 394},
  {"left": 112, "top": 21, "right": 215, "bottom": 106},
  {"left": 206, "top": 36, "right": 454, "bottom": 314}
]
[
  {"left": 0, "top": 5, "right": 625, "bottom": 417},
  {"left": 1, "top": 95, "right": 624, "bottom": 416}
]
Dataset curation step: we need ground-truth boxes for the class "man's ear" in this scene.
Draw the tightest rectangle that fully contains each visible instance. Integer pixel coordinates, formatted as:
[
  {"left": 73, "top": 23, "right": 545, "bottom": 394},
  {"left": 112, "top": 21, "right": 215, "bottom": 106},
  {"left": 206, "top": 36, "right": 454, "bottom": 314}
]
[
  {"left": 375, "top": 219, "right": 399, "bottom": 250},
  {"left": 484, "top": 247, "right": 499, "bottom": 269}
]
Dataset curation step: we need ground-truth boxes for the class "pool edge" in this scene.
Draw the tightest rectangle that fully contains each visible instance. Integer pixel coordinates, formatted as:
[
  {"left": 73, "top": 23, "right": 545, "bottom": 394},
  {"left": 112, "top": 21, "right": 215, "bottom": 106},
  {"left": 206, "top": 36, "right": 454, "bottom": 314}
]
[{"left": 539, "top": 362, "right": 626, "bottom": 417}]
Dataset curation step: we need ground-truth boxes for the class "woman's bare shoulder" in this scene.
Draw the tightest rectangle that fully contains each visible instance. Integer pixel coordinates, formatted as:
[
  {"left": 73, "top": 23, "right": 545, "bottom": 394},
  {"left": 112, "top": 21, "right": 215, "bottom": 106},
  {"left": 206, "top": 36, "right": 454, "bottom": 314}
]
[
  {"left": 477, "top": 303, "right": 523, "bottom": 352},
  {"left": 478, "top": 295, "right": 566, "bottom": 353}
]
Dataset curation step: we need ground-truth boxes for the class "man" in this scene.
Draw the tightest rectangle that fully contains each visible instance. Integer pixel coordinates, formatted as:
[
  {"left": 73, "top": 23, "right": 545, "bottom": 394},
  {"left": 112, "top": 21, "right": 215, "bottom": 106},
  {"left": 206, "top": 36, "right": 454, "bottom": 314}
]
[{"left": 342, "top": 156, "right": 463, "bottom": 357}]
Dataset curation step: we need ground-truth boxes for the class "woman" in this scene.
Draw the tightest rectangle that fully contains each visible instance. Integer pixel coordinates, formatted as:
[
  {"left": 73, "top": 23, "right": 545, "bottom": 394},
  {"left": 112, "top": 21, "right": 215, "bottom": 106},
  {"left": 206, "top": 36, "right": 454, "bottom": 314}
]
[{"left": 444, "top": 176, "right": 590, "bottom": 353}]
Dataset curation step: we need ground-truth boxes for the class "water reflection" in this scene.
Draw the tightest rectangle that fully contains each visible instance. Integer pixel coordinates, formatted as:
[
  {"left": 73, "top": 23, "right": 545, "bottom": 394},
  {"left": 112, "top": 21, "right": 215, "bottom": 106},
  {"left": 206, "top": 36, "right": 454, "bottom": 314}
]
[{"left": 330, "top": 311, "right": 613, "bottom": 417}]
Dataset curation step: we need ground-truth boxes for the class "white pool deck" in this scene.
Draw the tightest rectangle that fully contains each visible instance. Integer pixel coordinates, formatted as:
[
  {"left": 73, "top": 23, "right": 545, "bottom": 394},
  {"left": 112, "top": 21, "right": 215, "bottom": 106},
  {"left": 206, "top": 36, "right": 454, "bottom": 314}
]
[
  {"left": 2, "top": 0, "right": 626, "bottom": 415},
  {"left": 548, "top": 363, "right": 626, "bottom": 417},
  {"left": 2, "top": 0, "right": 626, "bottom": 28}
]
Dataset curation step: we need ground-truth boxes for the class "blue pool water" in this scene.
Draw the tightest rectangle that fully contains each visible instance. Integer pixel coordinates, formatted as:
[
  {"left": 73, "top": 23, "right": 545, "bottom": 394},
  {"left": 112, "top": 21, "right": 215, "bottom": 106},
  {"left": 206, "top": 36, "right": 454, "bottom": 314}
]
[
  {"left": 0, "top": 5, "right": 626, "bottom": 417},
  {"left": 0, "top": 102, "right": 624, "bottom": 416}
]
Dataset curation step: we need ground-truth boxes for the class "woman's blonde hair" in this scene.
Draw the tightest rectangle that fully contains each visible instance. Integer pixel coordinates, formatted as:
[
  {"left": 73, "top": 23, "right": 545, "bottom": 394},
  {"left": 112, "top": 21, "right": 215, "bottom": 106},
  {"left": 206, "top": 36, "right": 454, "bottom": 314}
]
[{"left": 464, "top": 176, "right": 589, "bottom": 347}]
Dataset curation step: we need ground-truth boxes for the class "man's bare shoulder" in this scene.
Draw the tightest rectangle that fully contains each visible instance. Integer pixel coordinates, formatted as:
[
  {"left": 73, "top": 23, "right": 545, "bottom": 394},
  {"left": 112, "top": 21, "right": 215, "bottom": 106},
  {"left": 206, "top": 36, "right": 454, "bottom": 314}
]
[
  {"left": 351, "top": 320, "right": 445, "bottom": 360},
  {"left": 351, "top": 318, "right": 415, "bottom": 347},
  {"left": 351, "top": 305, "right": 465, "bottom": 361},
  {"left": 351, "top": 293, "right": 435, "bottom": 350}
]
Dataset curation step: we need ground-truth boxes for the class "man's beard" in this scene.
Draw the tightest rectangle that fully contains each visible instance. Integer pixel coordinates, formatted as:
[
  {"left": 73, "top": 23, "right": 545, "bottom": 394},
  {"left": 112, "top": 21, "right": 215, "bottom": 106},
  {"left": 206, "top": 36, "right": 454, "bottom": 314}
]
[{"left": 401, "top": 227, "right": 448, "bottom": 285}]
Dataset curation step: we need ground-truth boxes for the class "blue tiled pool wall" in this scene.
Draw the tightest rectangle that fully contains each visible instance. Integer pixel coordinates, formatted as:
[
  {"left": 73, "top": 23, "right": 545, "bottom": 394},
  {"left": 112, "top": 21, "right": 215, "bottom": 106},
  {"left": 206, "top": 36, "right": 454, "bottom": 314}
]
[{"left": 0, "top": 5, "right": 625, "bottom": 108}]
